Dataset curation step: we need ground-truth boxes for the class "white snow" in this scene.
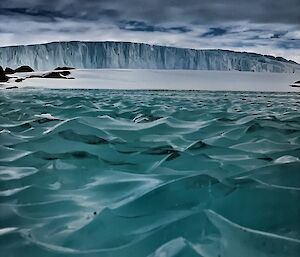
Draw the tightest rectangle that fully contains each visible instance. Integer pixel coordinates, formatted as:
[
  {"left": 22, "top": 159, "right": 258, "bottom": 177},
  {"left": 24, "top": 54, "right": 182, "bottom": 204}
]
[{"left": 4, "top": 69, "right": 300, "bottom": 92}]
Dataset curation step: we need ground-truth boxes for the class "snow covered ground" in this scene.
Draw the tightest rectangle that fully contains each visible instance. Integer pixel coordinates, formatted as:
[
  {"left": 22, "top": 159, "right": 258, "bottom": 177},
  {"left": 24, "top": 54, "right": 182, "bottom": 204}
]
[{"left": 2, "top": 69, "right": 300, "bottom": 92}]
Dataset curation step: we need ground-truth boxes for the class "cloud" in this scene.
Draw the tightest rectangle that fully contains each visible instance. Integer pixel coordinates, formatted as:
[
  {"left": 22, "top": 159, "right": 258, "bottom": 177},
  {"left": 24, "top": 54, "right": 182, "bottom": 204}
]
[
  {"left": 0, "top": 8, "right": 70, "bottom": 21},
  {"left": 5, "top": 0, "right": 300, "bottom": 23},
  {"left": 201, "top": 28, "right": 228, "bottom": 37},
  {"left": 118, "top": 20, "right": 192, "bottom": 33},
  {"left": 277, "top": 40, "right": 300, "bottom": 49},
  {"left": 0, "top": 0, "right": 299, "bottom": 62},
  {"left": 1, "top": 0, "right": 300, "bottom": 24}
]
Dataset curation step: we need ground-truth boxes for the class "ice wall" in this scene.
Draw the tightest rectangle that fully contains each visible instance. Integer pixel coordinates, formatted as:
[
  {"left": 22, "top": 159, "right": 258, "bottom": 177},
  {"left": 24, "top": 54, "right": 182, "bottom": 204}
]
[{"left": 0, "top": 41, "right": 299, "bottom": 72}]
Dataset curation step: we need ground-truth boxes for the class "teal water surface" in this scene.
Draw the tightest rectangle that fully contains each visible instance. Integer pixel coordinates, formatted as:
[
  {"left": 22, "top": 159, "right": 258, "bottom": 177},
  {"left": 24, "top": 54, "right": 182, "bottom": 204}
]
[{"left": 0, "top": 89, "right": 300, "bottom": 257}]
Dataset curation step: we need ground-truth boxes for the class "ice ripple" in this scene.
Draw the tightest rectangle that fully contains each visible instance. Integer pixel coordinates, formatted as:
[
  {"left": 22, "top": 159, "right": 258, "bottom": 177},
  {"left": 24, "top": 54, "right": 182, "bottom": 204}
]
[{"left": 0, "top": 89, "right": 300, "bottom": 257}]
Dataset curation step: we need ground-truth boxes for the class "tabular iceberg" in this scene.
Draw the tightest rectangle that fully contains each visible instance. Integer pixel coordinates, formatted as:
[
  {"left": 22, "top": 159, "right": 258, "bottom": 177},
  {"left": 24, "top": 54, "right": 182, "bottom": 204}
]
[{"left": 0, "top": 41, "right": 299, "bottom": 72}]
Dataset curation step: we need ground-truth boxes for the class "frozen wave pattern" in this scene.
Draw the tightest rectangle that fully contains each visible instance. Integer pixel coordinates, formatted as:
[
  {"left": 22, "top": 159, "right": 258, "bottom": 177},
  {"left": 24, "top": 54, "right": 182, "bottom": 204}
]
[{"left": 0, "top": 89, "right": 300, "bottom": 257}]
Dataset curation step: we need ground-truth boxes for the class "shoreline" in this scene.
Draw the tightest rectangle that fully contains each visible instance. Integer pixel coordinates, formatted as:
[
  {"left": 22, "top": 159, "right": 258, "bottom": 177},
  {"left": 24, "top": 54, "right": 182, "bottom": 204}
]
[{"left": 1, "top": 69, "right": 300, "bottom": 92}]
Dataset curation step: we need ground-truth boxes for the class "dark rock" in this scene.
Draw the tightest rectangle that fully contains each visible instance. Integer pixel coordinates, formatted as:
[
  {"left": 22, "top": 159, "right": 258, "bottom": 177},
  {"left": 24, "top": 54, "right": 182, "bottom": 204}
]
[
  {"left": 290, "top": 80, "right": 300, "bottom": 87},
  {"left": 28, "top": 75, "right": 43, "bottom": 78},
  {"left": 60, "top": 71, "right": 71, "bottom": 76},
  {"left": 0, "top": 66, "right": 9, "bottom": 82},
  {"left": 5, "top": 67, "right": 15, "bottom": 74},
  {"left": 43, "top": 71, "right": 71, "bottom": 79},
  {"left": 43, "top": 72, "right": 66, "bottom": 79},
  {"left": 54, "top": 66, "right": 75, "bottom": 70},
  {"left": 6, "top": 86, "right": 18, "bottom": 89},
  {"left": 15, "top": 78, "right": 25, "bottom": 83},
  {"left": 290, "top": 84, "right": 300, "bottom": 88},
  {"left": 14, "top": 65, "right": 34, "bottom": 73},
  {"left": 14, "top": 70, "right": 74, "bottom": 83}
]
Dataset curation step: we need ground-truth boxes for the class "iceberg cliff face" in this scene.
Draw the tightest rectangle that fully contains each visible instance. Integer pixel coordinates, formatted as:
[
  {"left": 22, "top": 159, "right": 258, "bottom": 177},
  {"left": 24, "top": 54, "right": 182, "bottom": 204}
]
[{"left": 0, "top": 41, "right": 299, "bottom": 72}]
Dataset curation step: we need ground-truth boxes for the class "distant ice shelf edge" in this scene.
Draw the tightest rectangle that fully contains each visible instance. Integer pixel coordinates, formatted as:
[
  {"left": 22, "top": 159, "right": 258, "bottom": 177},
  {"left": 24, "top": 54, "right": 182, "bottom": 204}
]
[{"left": 0, "top": 41, "right": 299, "bottom": 73}]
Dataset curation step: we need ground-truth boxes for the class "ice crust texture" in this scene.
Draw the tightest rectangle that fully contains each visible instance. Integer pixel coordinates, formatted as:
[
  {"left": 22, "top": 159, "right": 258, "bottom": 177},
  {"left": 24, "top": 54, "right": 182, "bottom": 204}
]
[{"left": 0, "top": 89, "right": 300, "bottom": 257}]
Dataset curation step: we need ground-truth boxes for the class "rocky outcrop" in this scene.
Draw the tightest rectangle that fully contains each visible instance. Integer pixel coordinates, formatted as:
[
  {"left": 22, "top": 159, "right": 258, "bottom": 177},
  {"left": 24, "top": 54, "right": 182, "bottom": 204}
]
[
  {"left": 14, "top": 65, "right": 34, "bottom": 73},
  {"left": 0, "top": 66, "right": 9, "bottom": 82},
  {"left": 54, "top": 67, "right": 75, "bottom": 70},
  {"left": 289, "top": 80, "right": 300, "bottom": 88},
  {"left": 43, "top": 71, "right": 71, "bottom": 78},
  {"left": 15, "top": 70, "right": 73, "bottom": 83},
  {"left": 5, "top": 67, "right": 15, "bottom": 74}
]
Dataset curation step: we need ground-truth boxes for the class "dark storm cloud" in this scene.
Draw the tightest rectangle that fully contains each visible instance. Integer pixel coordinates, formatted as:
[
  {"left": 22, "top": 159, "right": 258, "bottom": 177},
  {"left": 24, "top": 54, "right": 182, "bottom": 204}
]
[
  {"left": 201, "top": 28, "right": 228, "bottom": 37},
  {"left": 0, "top": 0, "right": 299, "bottom": 25},
  {"left": 0, "top": 8, "right": 70, "bottom": 22},
  {"left": 0, "top": 0, "right": 299, "bottom": 62},
  {"left": 118, "top": 20, "right": 192, "bottom": 33},
  {"left": 118, "top": 20, "right": 169, "bottom": 32}
]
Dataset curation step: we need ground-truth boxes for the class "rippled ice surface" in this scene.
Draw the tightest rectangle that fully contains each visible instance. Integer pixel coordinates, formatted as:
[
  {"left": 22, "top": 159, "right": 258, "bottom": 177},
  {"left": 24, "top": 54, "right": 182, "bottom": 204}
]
[{"left": 1, "top": 89, "right": 300, "bottom": 257}]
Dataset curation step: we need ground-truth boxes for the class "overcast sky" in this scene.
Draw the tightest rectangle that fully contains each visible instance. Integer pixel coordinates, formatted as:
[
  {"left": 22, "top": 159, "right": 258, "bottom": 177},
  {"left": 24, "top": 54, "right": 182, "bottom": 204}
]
[{"left": 0, "top": 0, "right": 299, "bottom": 62}]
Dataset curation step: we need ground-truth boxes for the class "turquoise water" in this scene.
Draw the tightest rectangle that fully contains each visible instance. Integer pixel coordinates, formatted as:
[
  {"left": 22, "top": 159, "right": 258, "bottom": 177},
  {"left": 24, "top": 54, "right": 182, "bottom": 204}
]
[{"left": 0, "top": 89, "right": 300, "bottom": 257}]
